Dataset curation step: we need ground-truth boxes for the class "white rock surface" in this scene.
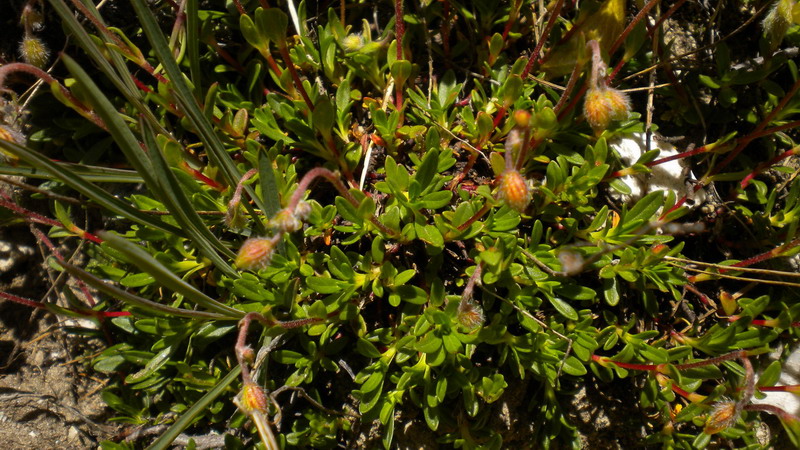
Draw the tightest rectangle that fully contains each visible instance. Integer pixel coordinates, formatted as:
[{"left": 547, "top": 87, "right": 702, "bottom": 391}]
[
  {"left": 610, "top": 132, "right": 706, "bottom": 208},
  {"left": 751, "top": 345, "right": 800, "bottom": 416}
]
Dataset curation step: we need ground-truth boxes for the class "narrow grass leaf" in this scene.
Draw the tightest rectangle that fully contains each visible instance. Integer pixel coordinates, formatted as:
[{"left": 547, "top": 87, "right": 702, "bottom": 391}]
[{"left": 100, "top": 231, "right": 245, "bottom": 318}]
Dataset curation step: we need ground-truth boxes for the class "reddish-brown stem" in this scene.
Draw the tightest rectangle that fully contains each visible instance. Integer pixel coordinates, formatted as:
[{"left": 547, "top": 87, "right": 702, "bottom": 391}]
[
  {"left": 395, "top": 0, "right": 405, "bottom": 62},
  {"left": 448, "top": 145, "right": 482, "bottom": 191},
  {"left": 278, "top": 45, "right": 314, "bottom": 112},
  {"left": 758, "top": 386, "right": 800, "bottom": 392},
  {"left": 593, "top": 350, "right": 748, "bottom": 372},
  {"left": 236, "top": 312, "right": 274, "bottom": 383},
  {"left": 207, "top": 37, "right": 248, "bottom": 75},
  {"left": 745, "top": 119, "right": 800, "bottom": 141},
  {"left": 501, "top": 0, "right": 521, "bottom": 40},
  {"left": 0, "top": 291, "right": 47, "bottom": 309},
  {"left": 608, "top": 0, "right": 660, "bottom": 57},
  {"left": 30, "top": 226, "right": 97, "bottom": 307},
  {"left": 728, "top": 316, "right": 800, "bottom": 328},
  {"left": 741, "top": 145, "right": 800, "bottom": 188},
  {"left": 557, "top": 82, "right": 588, "bottom": 122},
  {"left": 553, "top": 58, "right": 584, "bottom": 115},
  {"left": 394, "top": 0, "right": 406, "bottom": 122},
  {"left": 744, "top": 404, "right": 800, "bottom": 424},
  {"left": 663, "top": 76, "right": 800, "bottom": 218},
  {"left": 232, "top": 0, "right": 246, "bottom": 15},
  {"left": 492, "top": 106, "right": 507, "bottom": 129},
  {"left": 226, "top": 168, "right": 258, "bottom": 224},
  {"left": 725, "top": 238, "right": 800, "bottom": 271},
  {"left": 457, "top": 203, "right": 491, "bottom": 232},
  {"left": 458, "top": 263, "right": 483, "bottom": 308},
  {"left": 0, "top": 63, "right": 107, "bottom": 130},
  {"left": 68, "top": 0, "right": 168, "bottom": 85},
  {"left": 0, "top": 196, "right": 103, "bottom": 244},
  {"left": 0, "top": 286, "right": 129, "bottom": 318},
  {"left": 522, "top": 0, "right": 564, "bottom": 79},
  {"left": 287, "top": 168, "right": 399, "bottom": 238}
]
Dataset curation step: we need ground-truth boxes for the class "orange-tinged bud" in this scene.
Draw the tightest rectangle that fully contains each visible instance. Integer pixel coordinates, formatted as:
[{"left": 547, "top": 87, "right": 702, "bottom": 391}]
[
  {"left": 0, "top": 125, "right": 25, "bottom": 145},
  {"left": 498, "top": 169, "right": 530, "bottom": 213},
  {"left": 583, "top": 86, "right": 630, "bottom": 132},
  {"left": 239, "top": 382, "right": 268, "bottom": 414},
  {"left": 234, "top": 236, "right": 279, "bottom": 270},
  {"left": 704, "top": 400, "right": 738, "bottom": 434},
  {"left": 513, "top": 109, "right": 531, "bottom": 127},
  {"left": 20, "top": 35, "right": 49, "bottom": 68}
]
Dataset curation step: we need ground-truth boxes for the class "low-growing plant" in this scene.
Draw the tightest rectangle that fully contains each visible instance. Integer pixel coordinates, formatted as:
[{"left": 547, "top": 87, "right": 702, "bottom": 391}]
[{"left": 1, "top": 0, "right": 800, "bottom": 448}]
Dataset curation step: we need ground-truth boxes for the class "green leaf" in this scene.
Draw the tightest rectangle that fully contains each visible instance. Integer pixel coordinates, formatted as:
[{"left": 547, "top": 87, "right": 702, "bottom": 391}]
[
  {"left": 99, "top": 232, "right": 244, "bottom": 318},
  {"left": 306, "top": 277, "right": 348, "bottom": 294},
  {"left": 547, "top": 296, "right": 578, "bottom": 320},
  {"left": 148, "top": 366, "right": 241, "bottom": 450}
]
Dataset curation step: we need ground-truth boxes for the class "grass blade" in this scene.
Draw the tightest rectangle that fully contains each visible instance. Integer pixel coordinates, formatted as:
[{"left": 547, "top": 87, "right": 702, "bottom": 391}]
[
  {"left": 58, "top": 261, "right": 230, "bottom": 320},
  {"left": 147, "top": 365, "right": 242, "bottom": 450},
  {"left": 100, "top": 231, "right": 245, "bottom": 319},
  {"left": 0, "top": 139, "right": 182, "bottom": 235}
]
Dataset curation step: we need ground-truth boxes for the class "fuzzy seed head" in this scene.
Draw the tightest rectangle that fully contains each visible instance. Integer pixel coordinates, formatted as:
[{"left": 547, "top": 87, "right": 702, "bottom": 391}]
[
  {"left": 457, "top": 298, "right": 485, "bottom": 331},
  {"left": 20, "top": 35, "right": 49, "bottom": 68},
  {"left": 498, "top": 169, "right": 530, "bottom": 213},
  {"left": 342, "top": 34, "right": 364, "bottom": 52},
  {"left": 704, "top": 399, "right": 739, "bottom": 435},
  {"left": 583, "top": 86, "right": 630, "bottom": 132},
  {"left": 239, "top": 382, "right": 268, "bottom": 414},
  {"left": 234, "top": 236, "right": 277, "bottom": 270}
]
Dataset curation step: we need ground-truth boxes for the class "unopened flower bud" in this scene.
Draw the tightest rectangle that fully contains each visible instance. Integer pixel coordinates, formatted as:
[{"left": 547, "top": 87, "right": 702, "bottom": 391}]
[
  {"left": 294, "top": 200, "right": 312, "bottom": 220},
  {"left": 513, "top": 110, "right": 531, "bottom": 128},
  {"left": 239, "top": 381, "right": 268, "bottom": 414},
  {"left": 704, "top": 399, "right": 739, "bottom": 435},
  {"left": 239, "top": 345, "right": 255, "bottom": 363},
  {"left": 234, "top": 236, "right": 279, "bottom": 270},
  {"left": 0, "top": 125, "right": 26, "bottom": 145},
  {"left": 763, "top": 0, "right": 794, "bottom": 50},
  {"left": 270, "top": 209, "right": 302, "bottom": 232},
  {"left": 498, "top": 169, "right": 530, "bottom": 213},
  {"left": 342, "top": 34, "right": 364, "bottom": 52},
  {"left": 457, "top": 298, "right": 484, "bottom": 331},
  {"left": 583, "top": 86, "right": 630, "bottom": 133},
  {"left": 20, "top": 35, "right": 49, "bottom": 68}
]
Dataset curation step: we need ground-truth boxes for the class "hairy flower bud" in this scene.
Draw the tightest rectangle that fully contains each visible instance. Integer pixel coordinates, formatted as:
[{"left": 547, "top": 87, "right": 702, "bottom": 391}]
[
  {"left": 498, "top": 169, "right": 530, "bottom": 213},
  {"left": 704, "top": 399, "right": 739, "bottom": 435},
  {"left": 763, "top": 0, "right": 794, "bottom": 50},
  {"left": 270, "top": 209, "right": 302, "bottom": 232},
  {"left": 234, "top": 236, "right": 279, "bottom": 270},
  {"left": 457, "top": 297, "right": 484, "bottom": 331},
  {"left": 584, "top": 86, "right": 630, "bottom": 133},
  {"left": 238, "top": 381, "right": 268, "bottom": 414},
  {"left": 20, "top": 35, "right": 49, "bottom": 68},
  {"left": 342, "top": 34, "right": 364, "bottom": 52}
]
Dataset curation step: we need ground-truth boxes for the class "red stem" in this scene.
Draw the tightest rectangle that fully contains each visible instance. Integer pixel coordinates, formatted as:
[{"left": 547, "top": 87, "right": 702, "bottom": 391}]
[
  {"left": 741, "top": 145, "right": 800, "bottom": 188},
  {"left": 608, "top": 0, "right": 661, "bottom": 57},
  {"left": 287, "top": 167, "right": 399, "bottom": 238},
  {"left": 522, "top": 0, "right": 564, "bottom": 79},
  {"left": 278, "top": 45, "right": 314, "bottom": 112}
]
